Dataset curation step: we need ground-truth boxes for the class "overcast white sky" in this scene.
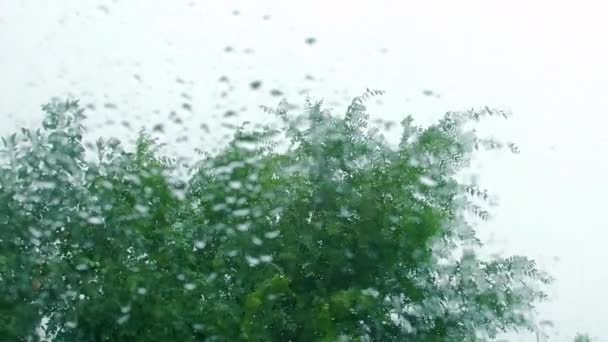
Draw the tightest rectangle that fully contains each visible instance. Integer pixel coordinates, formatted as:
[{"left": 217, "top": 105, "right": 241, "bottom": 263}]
[{"left": 1, "top": 0, "right": 607, "bottom": 340}]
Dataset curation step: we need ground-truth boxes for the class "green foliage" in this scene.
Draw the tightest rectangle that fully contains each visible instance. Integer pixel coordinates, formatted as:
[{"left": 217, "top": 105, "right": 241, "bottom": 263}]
[
  {"left": 574, "top": 333, "right": 593, "bottom": 342},
  {"left": 0, "top": 96, "right": 550, "bottom": 341}
]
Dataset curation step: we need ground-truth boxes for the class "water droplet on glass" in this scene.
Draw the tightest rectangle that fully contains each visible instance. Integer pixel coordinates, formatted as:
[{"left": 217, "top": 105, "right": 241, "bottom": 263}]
[
  {"left": 232, "top": 208, "right": 250, "bottom": 217},
  {"left": 236, "top": 222, "right": 251, "bottom": 232},
  {"left": 260, "top": 255, "right": 273, "bottom": 262},
  {"left": 29, "top": 227, "right": 42, "bottom": 238},
  {"left": 246, "top": 256, "right": 260, "bottom": 266},
  {"left": 264, "top": 230, "right": 280, "bottom": 239},
  {"left": 249, "top": 81, "right": 262, "bottom": 90},
  {"left": 223, "top": 110, "right": 237, "bottom": 118},
  {"left": 87, "top": 216, "right": 104, "bottom": 225},
  {"left": 116, "top": 314, "right": 130, "bottom": 325},
  {"left": 96, "top": 5, "right": 109, "bottom": 14},
  {"left": 419, "top": 175, "right": 437, "bottom": 187},
  {"left": 270, "top": 89, "right": 283, "bottom": 97},
  {"left": 76, "top": 264, "right": 89, "bottom": 271}
]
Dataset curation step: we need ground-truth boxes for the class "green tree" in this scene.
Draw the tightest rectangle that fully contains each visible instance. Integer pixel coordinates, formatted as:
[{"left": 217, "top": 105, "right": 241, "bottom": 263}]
[{"left": 1, "top": 95, "right": 551, "bottom": 341}]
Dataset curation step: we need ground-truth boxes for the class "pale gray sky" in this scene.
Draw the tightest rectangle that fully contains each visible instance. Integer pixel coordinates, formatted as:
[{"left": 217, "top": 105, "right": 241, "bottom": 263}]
[{"left": 1, "top": 0, "right": 607, "bottom": 340}]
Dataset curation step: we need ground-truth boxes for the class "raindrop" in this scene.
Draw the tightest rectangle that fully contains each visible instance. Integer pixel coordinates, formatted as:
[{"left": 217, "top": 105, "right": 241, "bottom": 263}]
[
  {"left": 103, "top": 103, "right": 118, "bottom": 110},
  {"left": 260, "top": 255, "right": 273, "bottom": 262},
  {"left": 224, "top": 46, "right": 234, "bottom": 53},
  {"left": 270, "top": 89, "right": 284, "bottom": 97},
  {"left": 206, "top": 273, "right": 217, "bottom": 282},
  {"left": 249, "top": 80, "right": 262, "bottom": 90},
  {"left": 184, "top": 283, "right": 196, "bottom": 290},
  {"left": 134, "top": 204, "right": 149, "bottom": 214},
  {"left": 264, "top": 230, "right": 280, "bottom": 239},
  {"left": 96, "top": 5, "right": 109, "bottom": 14},
  {"left": 362, "top": 288, "right": 380, "bottom": 298},
  {"left": 76, "top": 264, "right": 89, "bottom": 271},
  {"left": 339, "top": 207, "right": 353, "bottom": 218},
  {"left": 32, "top": 181, "right": 57, "bottom": 190},
  {"left": 419, "top": 175, "right": 437, "bottom": 187},
  {"left": 232, "top": 208, "right": 250, "bottom": 217},
  {"left": 116, "top": 314, "right": 130, "bottom": 325},
  {"left": 246, "top": 256, "right": 260, "bottom": 266},
  {"left": 99, "top": 180, "right": 113, "bottom": 190},
  {"left": 29, "top": 227, "right": 42, "bottom": 238},
  {"left": 305, "top": 37, "right": 317, "bottom": 45},
  {"left": 87, "top": 216, "right": 104, "bottom": 225},
  {"left": 229, "top": 181, "right": 242, "bottom": 190},
  {"left": 194, "top": 240, "right": 206, "bottom": 249},
  {"left": 212, "top": 203, "right": 227, "bottom": 211}
]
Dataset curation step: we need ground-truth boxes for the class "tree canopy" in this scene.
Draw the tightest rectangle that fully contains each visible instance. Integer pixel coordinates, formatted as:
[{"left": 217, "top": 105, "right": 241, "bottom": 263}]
[{"left": 0, "top": 94, "right": 552, "bottom": 341}]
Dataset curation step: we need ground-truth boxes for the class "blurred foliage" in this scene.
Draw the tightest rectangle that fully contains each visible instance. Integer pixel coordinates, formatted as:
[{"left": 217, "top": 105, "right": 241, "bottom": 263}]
[
  {"left": 574, "top": 333, "right": 593, "bottom": 342},
  {"left": 0, "top": 95, "right": 554, "bottom": 341}
]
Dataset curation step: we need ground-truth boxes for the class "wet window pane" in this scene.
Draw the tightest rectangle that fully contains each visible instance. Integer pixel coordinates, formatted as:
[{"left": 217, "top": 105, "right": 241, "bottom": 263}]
[{"left": 1, "top": 1, "right": 606, "bottom": 341}]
